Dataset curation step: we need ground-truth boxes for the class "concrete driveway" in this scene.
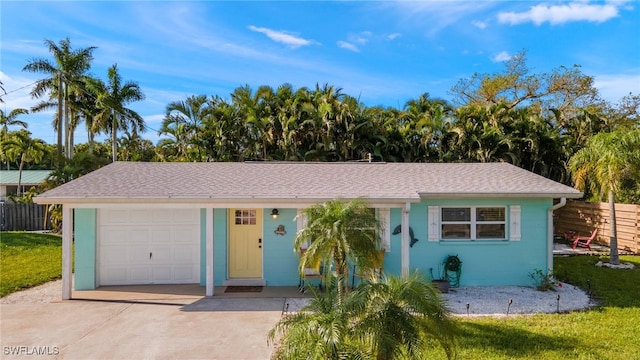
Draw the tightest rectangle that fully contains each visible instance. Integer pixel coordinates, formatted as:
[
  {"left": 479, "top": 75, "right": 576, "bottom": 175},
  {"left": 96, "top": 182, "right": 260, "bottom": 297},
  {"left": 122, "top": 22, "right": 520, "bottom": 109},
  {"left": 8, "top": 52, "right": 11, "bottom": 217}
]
[{"left": 1, "top": 286, "right": 307, "bottom": 360}]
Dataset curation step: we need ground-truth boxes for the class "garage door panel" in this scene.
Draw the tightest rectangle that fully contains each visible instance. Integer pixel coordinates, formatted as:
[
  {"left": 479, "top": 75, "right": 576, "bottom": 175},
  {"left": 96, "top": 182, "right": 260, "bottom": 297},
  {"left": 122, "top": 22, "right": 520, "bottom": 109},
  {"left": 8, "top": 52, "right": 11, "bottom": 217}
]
[
  {"left": 129, "top": 267, "right": 153, "bottom": 282},
  {"left": 102, "top": 247, "right": 127, "bottom": 264},
  {"left": 99, "top": 208, "right": 200, "bottom": 286},
  {"left": 152, "top": 209, "right": 173, "bottom": 223},
  {"left": 130, "top": 209, "right": 152, "bottom": 222},
  {"left": 103, "top": 268, "right": 127, "bottom": 284},
  {"left": 128, "top": 245, "right": 151, "bottom": 263},
  {"left": 152, "top": 267, "right": 172, "bottom": 282},
  {"left": 174, "top": 247, "right": 197, "bottom": 262},
  {"left": 150, "top": 246, "right": 172, "bottom": 263},
  {"left": 173, "top": 209, "right": 199, "bottom": 223},
  {"left": 151, "top": 228, "right": 173, "bottom": 244},
  {"left": 174, "top": 266, "right": 197, "bottom": 281},
  {"left": 102, "top": 228, "right": 129, "bottom": 244},
  {"left": 102, "top": 209, "right": 129, "bottom": 224},
  {"left": 129, "top": 228, "right": 150, "bottom": 243},
  {"left": 174, "top": 227, "right": 197, "bottom": 243}
]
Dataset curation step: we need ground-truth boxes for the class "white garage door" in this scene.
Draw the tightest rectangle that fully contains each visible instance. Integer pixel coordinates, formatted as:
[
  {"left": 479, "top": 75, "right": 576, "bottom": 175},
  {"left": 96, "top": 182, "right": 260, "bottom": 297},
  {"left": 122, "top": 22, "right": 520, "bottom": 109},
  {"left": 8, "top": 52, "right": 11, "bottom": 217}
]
[{"left": 98, "top": 208, "right": 200, "bottom": 286}]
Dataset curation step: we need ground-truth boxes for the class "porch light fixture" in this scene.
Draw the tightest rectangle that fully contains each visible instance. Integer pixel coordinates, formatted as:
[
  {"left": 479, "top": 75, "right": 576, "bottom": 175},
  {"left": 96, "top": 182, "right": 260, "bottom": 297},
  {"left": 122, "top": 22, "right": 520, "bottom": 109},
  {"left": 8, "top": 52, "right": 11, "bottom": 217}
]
[{"left": 271, "top": 208, "right": 279, "bottom": 219}]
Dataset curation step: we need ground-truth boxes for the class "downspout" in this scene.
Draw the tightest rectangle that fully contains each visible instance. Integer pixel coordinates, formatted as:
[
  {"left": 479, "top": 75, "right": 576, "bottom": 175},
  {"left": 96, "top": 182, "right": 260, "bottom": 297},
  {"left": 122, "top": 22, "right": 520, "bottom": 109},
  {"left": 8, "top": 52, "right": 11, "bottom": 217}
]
[{"left": 548, "top": 198, "right": 567, "bottom": 274}]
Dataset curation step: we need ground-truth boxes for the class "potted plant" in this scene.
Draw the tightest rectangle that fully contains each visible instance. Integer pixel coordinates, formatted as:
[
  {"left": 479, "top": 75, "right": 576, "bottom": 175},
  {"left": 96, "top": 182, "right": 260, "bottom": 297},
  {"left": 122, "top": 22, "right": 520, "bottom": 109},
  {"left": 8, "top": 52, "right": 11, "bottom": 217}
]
[{"left": 430, "top": 255, "right": 462, "bottom": 293}]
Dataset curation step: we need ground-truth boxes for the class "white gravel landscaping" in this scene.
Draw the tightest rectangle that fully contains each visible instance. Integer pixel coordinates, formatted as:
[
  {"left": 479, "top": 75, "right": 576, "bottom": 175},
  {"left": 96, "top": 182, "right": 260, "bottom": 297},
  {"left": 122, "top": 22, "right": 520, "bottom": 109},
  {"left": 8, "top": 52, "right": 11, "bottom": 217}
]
[
  {"left": 441, "top": 283, "right": 595, "bottom": 317},
  {"left": 3, "top": 279, "right": 596, "bottom": 317}
]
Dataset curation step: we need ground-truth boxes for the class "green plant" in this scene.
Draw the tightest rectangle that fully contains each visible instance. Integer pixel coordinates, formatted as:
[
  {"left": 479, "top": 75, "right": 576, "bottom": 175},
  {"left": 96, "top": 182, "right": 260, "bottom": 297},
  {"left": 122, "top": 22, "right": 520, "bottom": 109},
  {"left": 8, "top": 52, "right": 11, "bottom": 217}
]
[{"left": 529, "top": 269, "right": 557, "bottom": 291}]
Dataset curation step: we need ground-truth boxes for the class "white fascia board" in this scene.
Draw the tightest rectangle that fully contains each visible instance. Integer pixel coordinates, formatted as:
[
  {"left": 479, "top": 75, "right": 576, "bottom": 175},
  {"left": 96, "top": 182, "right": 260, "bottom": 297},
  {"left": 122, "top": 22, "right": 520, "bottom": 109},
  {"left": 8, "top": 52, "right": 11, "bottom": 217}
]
[
  {"left": 418, "top": 192, "right": 583, "bottom": 199},
  {"left": 43, "top": 198, "right": 416, "bottom": 209}
]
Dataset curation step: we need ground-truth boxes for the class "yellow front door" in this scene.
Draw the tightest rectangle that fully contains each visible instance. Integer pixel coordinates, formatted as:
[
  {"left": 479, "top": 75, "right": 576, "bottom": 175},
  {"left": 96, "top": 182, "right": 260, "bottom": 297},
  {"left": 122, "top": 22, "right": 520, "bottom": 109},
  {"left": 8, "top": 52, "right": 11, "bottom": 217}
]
[{"left": 228, "top": 209, "right": 263, "bottom": 278}]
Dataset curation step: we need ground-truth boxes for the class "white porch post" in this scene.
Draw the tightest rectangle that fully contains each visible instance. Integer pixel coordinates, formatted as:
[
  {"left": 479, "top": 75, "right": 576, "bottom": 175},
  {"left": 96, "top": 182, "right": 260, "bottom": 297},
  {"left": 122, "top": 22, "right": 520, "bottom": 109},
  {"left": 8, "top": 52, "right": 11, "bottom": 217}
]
[
  {"left": 206, "top": 208, "right": 214, "bottom": 296},
  {"left": 62, "top": 205, "right": 73, "bottom": 300},
  {"left": 401, "top": 202, "right": 411, "bottom": 278}
]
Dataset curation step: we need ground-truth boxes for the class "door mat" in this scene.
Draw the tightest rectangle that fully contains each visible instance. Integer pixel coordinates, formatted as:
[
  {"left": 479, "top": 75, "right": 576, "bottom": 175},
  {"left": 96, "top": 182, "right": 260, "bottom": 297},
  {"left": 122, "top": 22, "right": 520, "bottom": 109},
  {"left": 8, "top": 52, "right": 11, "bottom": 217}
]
[{"left": 224, "top": 286, "right": 263, "bottom": 293}]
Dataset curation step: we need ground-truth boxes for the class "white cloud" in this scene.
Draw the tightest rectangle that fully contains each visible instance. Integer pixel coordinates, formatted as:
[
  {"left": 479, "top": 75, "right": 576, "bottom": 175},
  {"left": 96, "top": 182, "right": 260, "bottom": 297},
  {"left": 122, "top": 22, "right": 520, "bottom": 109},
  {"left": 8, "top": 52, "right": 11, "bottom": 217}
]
[
  {"left": 387, "top": 33, "right": 401, "bottom": 40},
  {"left": 350, "top": 31, "right": 372, "bottom": 45},
  {"left": 472, "top": 20, "right": 488, "bottom": 29},
  {"left": 492, "top": 51, "right": 512, "bottom": 62},
  {"left": 337, "top": 41, "right": 360, "bottom": 53},
  {"left": 248, "top": 25, "right": 313, "bottom": 49},
  {"left": 498, "top": 2, "right": 620, "bottom": 25}
]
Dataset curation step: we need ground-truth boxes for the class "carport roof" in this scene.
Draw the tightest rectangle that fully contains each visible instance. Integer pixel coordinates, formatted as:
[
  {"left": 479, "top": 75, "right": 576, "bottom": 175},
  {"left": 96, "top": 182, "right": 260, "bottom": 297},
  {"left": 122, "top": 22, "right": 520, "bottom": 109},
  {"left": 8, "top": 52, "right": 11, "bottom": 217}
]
[{"left": 33, "top": 161, "right": 582, "bottom": 205}]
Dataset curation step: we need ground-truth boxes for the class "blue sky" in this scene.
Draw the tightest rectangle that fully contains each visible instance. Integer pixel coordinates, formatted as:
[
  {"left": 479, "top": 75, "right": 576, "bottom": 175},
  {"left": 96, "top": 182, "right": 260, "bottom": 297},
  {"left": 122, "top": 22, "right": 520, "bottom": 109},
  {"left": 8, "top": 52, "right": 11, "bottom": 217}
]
[{"left": 1, "top": 0, "right": 639, "bottom": 145}]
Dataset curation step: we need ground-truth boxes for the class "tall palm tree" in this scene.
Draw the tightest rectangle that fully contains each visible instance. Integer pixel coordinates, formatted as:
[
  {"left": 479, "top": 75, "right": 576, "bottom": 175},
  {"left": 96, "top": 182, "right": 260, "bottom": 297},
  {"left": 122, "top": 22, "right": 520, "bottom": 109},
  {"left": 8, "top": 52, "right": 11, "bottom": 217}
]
[
  {"left": 2, "top": 130, "right": 47, "bottom": 196},
  {"left": 23, "top": 37, "right": 96, "bottom": 161},
  {"left": 295, "top": 198, "right": 382, "bottom": 304},
  {"left": 164, "top": 94, "right": 209, "bottom": 161},
  {"left": 569, "top": 128, "right": 640, "bottom": 265},
  {"left": 268, "top": 273, "right": 457, "bottom": 360},
  {"left": 87, "top": 64, "right": 145, "bottom": 162}
]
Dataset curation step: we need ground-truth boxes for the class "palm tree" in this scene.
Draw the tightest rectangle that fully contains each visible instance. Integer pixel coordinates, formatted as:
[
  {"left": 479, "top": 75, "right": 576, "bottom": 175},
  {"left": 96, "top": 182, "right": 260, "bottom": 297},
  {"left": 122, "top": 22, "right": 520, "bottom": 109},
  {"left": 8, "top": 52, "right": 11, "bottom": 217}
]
[
  {"left": 23, "top": 37, "right": 96, "bottom": 161},
  {"left": 268, "top": 286, "right": 366, "bottom": 360},
  {"left": 2, "top": 130, "right": 47, "bottom": 196},
  {"left": 295, "top": 198, "right": 382, "bottom": 304},
  {"left": 569, "top": 128, "right": 640, "bottom": 265},
  {"left": 1, "top": 108, "right": 29, "bottom": 137},
  {"left": 347, "top": 272, "right": 457, "bottom": 360},
  {"left": 164, "top": 94, "right": 209, "bottom": 161},
  {"left": 268, "top": 273, "right": 457, "bottom": 360},
  {"left": 87, "top": 64, "right": 145, "bottom": 162}
]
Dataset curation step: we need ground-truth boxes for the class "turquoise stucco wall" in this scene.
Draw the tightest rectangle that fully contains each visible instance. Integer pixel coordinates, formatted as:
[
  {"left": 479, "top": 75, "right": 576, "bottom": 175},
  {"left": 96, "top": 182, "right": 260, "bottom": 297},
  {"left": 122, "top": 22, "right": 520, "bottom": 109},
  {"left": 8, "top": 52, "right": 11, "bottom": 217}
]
[
  {"left": 201, "top": 208, "right": 299, "bottom": 286},
  {"left": 75, "top": 200, "right": 550, "bottom": 289},
  {"left": 213, "top": 209, "right": 228, "bottom": 286},
  {"left": 201, "top": 201, "right": 551, "bottom": 287},
  {"left": 74, "top": 208, "right": 97, "bottom": 290},
  {"left": 401, "top": 198, "right": 551, "bottom": 286},
  {"left": 263, "top": 209, "right": 299, "bottom": 286},
  {"left": 200, "top": 208, "right": 230, "bottom": 286}
]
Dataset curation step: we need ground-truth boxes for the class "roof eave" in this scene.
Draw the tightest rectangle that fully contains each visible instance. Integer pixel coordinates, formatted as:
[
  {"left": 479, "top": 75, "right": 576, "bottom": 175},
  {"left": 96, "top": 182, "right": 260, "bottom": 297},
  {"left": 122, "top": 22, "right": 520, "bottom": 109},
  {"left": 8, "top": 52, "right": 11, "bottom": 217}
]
[
  {"left": 33, "top": 195, "right": 420, "bottom": 208},
  {"left": 419, "top": 192, "right": 583, "bottom": 199}
]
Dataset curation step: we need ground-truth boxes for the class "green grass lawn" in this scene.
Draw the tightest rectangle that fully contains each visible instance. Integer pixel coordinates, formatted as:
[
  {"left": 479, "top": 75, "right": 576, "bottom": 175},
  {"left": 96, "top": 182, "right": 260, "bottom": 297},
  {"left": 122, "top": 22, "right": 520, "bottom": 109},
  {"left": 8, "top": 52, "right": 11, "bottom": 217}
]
[
  {"left": 0, "top": 231, "right": 65, "bottom": 297},
  {"left": 425, "top": 255, "right": 640, "bottom": 359}
]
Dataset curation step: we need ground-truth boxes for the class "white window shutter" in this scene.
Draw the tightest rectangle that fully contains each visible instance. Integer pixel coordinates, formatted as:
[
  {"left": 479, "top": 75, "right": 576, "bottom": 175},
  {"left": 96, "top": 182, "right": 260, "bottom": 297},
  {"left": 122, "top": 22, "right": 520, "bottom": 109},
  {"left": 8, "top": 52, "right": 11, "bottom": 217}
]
[
  {"left": 510, "top": 205, "right": 521, "bottom": 241},
  {"left": 378, "top": 208, "right": 391, "bottom": 252},
  {"left": 297, "top": 209, "right": 309, "bottom": 249},
  {"left": 428, "top": 206, "right": 440, "bottom": 241}
]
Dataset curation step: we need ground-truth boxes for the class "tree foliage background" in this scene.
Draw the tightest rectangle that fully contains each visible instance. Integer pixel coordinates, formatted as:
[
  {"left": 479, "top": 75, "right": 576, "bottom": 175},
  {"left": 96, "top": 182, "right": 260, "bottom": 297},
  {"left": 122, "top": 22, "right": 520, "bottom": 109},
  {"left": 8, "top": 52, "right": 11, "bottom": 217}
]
[{"left": 1, "top": 42, "right": 638, "bottom": 204}]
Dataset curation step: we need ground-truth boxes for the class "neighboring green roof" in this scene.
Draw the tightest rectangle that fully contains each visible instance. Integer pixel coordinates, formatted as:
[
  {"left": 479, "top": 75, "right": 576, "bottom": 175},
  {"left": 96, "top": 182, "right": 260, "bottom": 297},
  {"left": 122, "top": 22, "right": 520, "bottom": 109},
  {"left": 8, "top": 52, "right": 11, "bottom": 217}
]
[{"left": 0, "top": 170, "right": 51, "bottom": 185}]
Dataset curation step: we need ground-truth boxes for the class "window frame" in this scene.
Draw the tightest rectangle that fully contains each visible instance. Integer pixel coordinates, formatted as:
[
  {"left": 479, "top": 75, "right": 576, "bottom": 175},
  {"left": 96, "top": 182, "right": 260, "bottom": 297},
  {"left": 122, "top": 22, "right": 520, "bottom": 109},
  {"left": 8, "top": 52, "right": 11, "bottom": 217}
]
[{"left": 440, "top": 206, "right": 507, "bottom": 241}]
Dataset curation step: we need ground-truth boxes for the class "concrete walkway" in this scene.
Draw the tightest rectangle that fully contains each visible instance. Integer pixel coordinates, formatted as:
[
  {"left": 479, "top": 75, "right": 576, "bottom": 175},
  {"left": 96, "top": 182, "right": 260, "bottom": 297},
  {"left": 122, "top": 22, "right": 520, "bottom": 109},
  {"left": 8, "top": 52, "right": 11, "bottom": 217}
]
[{"left": 1, "top": 286, "right": 307, "bottom": 360}]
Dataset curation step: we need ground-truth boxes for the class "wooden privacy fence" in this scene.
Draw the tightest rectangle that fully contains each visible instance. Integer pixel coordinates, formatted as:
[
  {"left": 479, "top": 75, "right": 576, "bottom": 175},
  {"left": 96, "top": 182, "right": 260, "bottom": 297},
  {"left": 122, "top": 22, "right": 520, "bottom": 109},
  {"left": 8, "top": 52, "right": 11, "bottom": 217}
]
[
  {"left": 554, "top": 200, "right": 640, "bottom": 255},
  {"left": 0, "top": 203, "right": 52, "bottom": 231}
]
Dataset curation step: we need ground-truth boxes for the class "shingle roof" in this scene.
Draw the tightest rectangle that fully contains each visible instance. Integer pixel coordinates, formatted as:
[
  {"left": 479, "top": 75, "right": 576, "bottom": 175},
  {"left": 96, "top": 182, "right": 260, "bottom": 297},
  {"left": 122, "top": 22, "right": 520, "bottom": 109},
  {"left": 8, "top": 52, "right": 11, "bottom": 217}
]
[
  {"left": 34, "top": 162, "right": 582, "bottom": 205},
  {"left": 0, "top": 170, "right": 51, "bottom": 185}
]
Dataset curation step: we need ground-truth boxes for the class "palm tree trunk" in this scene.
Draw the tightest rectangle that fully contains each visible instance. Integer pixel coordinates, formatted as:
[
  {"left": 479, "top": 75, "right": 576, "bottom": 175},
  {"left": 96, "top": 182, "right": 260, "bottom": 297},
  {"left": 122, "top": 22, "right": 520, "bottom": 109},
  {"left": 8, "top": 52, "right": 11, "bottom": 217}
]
[
  {"left": 17, "top": 154, "right": 25, "bottom": 197},
  {"left": 112, "top": 111, "right": 118, "bottom": 162},
  {"left": 64, "top": 85, "right": 71, "bottom": 159},
  {"left": 608, "top": 190, "right": 619, "bottom": 265},
  {"left": 56, "top": 79, "right": 64, "bottom": 163}
]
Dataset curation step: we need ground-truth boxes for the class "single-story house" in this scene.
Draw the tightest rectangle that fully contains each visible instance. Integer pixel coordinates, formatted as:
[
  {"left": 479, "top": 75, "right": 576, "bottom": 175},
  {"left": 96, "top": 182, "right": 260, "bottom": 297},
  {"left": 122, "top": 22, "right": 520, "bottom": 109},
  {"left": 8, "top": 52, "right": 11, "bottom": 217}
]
[
  {"left": 34, "top": 161, "right": 582, "bottom": 299},
  {"left": 0, "top": 170, "right": 51, "bottom": 201}
]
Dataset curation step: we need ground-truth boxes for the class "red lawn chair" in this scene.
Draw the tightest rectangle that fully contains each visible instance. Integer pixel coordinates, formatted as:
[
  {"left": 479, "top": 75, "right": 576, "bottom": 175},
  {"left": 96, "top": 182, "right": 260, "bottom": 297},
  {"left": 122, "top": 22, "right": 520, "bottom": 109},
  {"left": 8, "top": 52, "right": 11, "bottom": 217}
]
[{"left": 572, "top": 229, "right": 598, "bottom": 251}]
